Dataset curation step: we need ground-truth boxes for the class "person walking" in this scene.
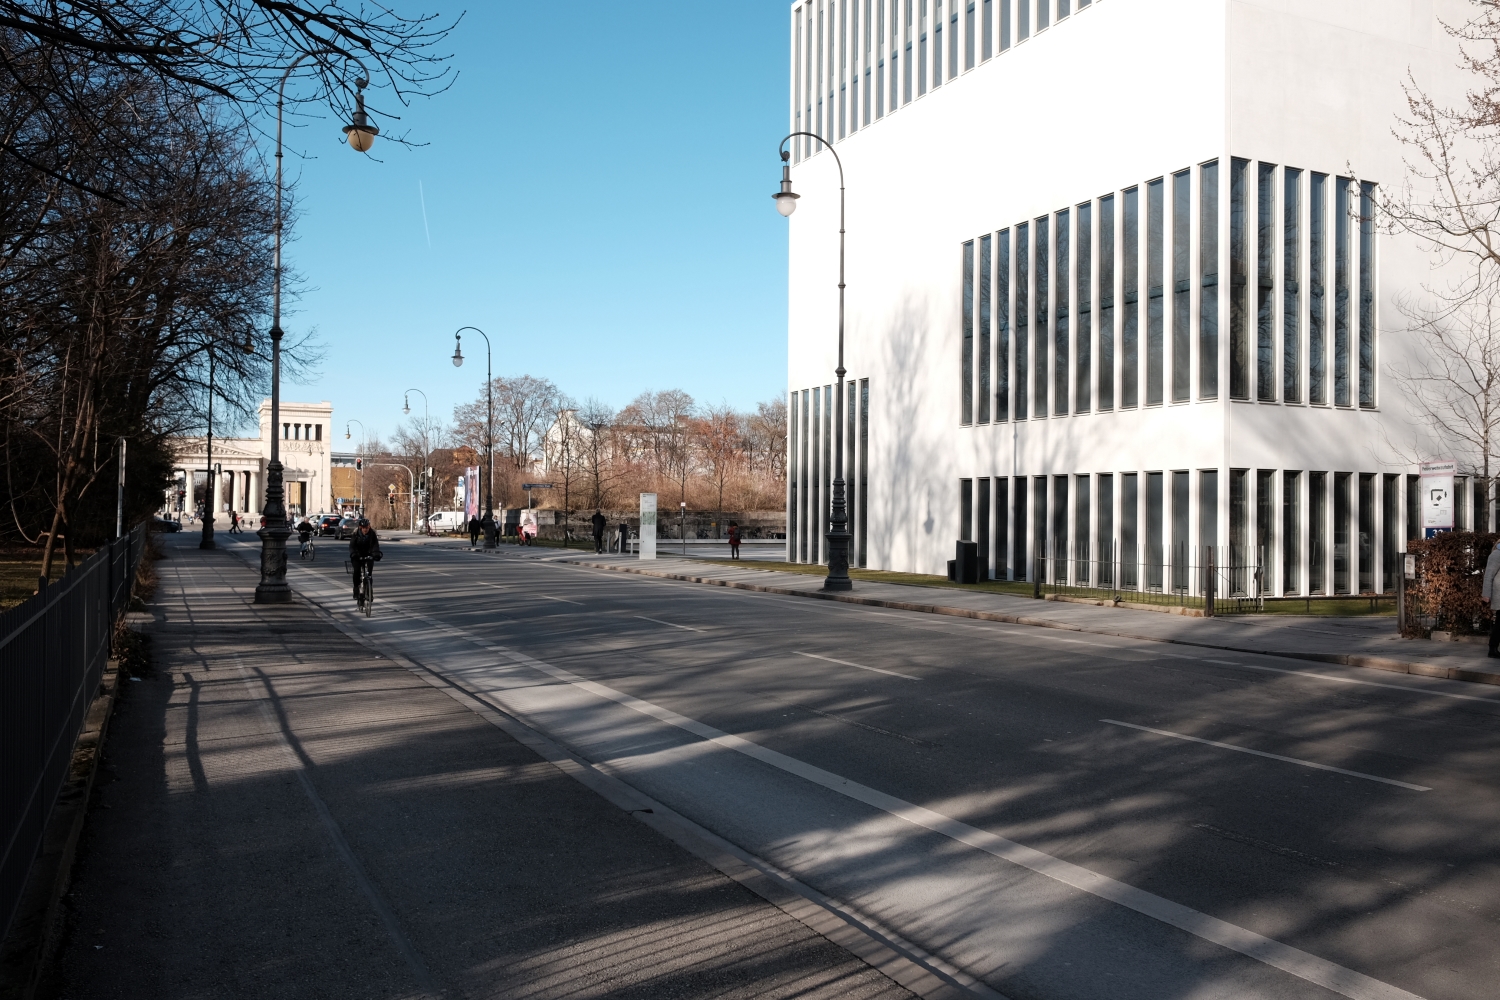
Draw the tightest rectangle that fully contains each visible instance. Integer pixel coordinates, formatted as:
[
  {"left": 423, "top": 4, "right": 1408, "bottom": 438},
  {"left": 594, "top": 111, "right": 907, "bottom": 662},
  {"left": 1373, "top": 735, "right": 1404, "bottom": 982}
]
[
  {"left": 229, "top": 510, "right": 241, "bottom": 534},
  {"left": 727, "top": 521, "right": 741, "bottom": 560},
  {"left": 1483, "top": 541, "right": 1500, "bottom": 659},
  {"left": 468, "top": 515, "right": 481, "bottom": 547},
  {"left": 591, "top": 509, "right": 607, "bottom": 554}
]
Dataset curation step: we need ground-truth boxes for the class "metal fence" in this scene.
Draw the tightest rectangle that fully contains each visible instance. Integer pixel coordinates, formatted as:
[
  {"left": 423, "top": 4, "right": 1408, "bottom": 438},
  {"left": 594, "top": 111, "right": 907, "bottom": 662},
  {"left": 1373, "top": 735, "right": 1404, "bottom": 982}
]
[
  {"left": 1033, "top": 541, "right": 1267, "bottom": 615},
  {"left": 0, "top": 523, "right": 147, "bottom": 940}
]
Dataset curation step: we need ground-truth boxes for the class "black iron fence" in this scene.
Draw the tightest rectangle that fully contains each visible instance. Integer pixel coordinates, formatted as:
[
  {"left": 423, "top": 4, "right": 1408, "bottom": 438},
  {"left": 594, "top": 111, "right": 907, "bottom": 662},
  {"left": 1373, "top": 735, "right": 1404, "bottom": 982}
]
[
  {"left": 1, "top": 523, "right": 147, "bottom": 940},
  {"left": 1033, "top": 541, "right": 1267, "bottom": 615}
]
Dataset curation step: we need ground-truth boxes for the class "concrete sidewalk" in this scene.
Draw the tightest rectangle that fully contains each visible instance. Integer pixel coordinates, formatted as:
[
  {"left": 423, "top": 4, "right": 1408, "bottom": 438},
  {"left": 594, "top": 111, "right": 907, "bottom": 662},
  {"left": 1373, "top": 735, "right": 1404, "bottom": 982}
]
[
  {"left": 46, "top": 542, "right": 914, "bottom": 1000},
  {"left": 546, "top": 554, "right": 1500, "bottom": 688}
]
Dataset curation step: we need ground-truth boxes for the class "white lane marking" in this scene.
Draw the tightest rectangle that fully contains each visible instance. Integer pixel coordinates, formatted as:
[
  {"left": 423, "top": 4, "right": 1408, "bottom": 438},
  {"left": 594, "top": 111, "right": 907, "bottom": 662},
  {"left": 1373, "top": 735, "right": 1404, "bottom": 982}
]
[
  {"left": 1100, "top": 720, "right": 1432, "bottom": 792},
  {"left": 1161, "top": 653, "right": 1500, "bottom": 704},
  {"left": 542, "top": 595, "right": 584, "bottom": 605},
  {"left": 283, "top": 559, "right": 1425, "bottom": 1000},
  {"left": 794, "top": 651, "right": 921, "bottom": 681},
  {"left": 634, "top": 615, "right": 703, "bottom": 632},
  {"left": 1204, "top": 659, "right": 1242, "bottom": 665}
]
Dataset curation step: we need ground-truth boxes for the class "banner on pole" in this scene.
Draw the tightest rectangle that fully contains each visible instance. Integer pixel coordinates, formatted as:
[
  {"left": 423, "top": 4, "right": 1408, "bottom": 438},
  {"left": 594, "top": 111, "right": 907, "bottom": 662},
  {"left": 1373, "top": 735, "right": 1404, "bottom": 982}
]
[
  {"left": 464, "top": 467, "right": 479, "bottom": 520},
  {"left": 639, "top": 493, "right": 657, "bottom": 560}
]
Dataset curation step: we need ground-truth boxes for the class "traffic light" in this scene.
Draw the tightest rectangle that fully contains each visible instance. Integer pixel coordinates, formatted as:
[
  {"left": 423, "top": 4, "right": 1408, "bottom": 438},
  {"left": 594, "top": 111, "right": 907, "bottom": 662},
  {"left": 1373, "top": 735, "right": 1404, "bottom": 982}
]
[{"left": 355, "top": 457, "right": 363, "bottom": 472}]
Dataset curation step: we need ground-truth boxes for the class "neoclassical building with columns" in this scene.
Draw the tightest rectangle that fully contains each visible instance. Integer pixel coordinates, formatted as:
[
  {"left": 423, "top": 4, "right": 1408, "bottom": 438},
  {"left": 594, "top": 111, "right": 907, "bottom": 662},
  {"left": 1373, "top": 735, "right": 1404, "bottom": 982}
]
[{"left": 169, "top": 400, "right": 334, "bottom": 519}]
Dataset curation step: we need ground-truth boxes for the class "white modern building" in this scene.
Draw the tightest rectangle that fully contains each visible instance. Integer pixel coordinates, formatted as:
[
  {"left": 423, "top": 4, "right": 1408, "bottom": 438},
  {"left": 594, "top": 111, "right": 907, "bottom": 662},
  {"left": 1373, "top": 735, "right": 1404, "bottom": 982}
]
[
  {"left": 785, "top": 0, "right": 1481, "bottom": 596},
  {"left": 169, "top": 400, "right": 334, "bottom": 519}
]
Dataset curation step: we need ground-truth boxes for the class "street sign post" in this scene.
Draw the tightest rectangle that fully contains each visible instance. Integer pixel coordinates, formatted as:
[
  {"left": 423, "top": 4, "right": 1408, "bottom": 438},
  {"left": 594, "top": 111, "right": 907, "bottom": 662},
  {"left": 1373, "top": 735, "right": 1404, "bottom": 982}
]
[
  {"left": 639, "top": 493, "right": 657, "bottom": 560},
  {"left": 1421, "top": 459, "right": 1456, "bottom": 537}
]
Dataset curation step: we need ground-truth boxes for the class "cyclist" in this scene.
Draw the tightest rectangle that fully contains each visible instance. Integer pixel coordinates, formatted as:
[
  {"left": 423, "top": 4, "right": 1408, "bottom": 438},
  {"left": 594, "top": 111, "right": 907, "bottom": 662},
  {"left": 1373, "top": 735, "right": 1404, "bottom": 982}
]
[
  {"left": 348, "top": 517, "right": 382, "bottom": 604},
  {"left": 296, "top": 516, "right": 315, "bottom": 558}
]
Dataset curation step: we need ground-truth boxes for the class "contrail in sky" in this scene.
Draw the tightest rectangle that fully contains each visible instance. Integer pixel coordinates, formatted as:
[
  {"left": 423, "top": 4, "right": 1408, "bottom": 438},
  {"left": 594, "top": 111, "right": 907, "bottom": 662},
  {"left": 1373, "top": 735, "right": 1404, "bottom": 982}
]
[{"left": 418, "top": 180, "right": 432, "bottom": 249}]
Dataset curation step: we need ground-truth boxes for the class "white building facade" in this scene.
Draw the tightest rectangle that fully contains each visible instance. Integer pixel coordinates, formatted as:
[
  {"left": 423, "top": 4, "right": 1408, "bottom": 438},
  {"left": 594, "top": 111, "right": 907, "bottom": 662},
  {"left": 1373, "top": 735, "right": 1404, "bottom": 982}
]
[
  {"left": 785, "top": 0, "right": 1478, "bottom": 596},
  {"left": 169, "top": 400, "right": 334, "bottom": 519}
]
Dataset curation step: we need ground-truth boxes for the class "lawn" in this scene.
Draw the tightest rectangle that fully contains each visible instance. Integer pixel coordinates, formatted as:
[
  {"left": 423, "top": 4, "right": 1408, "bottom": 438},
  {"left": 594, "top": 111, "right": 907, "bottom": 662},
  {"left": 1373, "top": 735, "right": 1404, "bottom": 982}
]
[{"left": 0, "top": 552, "right": 44, "bottom": 611}]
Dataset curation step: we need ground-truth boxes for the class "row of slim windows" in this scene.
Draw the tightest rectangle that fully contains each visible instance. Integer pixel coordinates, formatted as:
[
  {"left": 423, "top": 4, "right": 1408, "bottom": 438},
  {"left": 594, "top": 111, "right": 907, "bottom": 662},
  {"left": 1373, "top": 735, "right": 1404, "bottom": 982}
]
[
  {"left": 960, "top": 161, "right": 1378, "bottom": 423},
  {"left": 788, "top": 380, "right": 871, "bottom": 567},
  {"left": 792, "top": 0, "right": 1098, "bottom": 161},
  {"left": 282, "top": 422, "right": 322, "bottom": 441},
  {"left": 958, "top": 471, "right": 1469, "bottom": 596}
]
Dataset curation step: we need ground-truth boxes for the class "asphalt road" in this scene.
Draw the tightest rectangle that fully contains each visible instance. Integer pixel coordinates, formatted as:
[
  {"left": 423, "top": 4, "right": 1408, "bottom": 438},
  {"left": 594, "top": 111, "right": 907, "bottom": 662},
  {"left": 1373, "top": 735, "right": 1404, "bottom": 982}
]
[{"left": 242, "top": 534, "right": 1500, "bottom": 1000}]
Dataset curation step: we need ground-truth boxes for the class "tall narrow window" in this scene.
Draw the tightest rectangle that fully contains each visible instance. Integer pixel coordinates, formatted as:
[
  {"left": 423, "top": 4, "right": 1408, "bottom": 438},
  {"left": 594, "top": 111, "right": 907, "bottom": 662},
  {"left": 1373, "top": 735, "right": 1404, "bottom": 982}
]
[
  {"left": 789, "top": 391, "right": 799, "bottom": 558},
  {"left": 859, "top": 379, "right": 869, "bottom": 566},
  {"left": 1018, "top": 0, "right": 1028, "bottom": 39},
  {"left": 1230, "top": 158, "right": 1250, "bottom": 399},
  {"left": 1172, "top": 169, "right": 1191, "bottom": 403},
  {"left": 1036, "top": 215, "right": 1050, "bottom": 417},
  {"left": 1405, "top": 474, "right": 1419, "bottom": 543},
  {"left": 1051, "top": 475, "right": 1068, "bottom": 572},
  {"left": 949, "top": 0, "right": 958, "bottom": 79},
  {"left": 1230, "top": 469, "right": 1248, "bottom": 594},
  {"left": 800, "top": 390, "right": 810, "bottom": 561},
  {"left": 903, "top": 0, "right": 912, "bottom": 105},
  {"left": 1075, "top": 474, "right": 1090, "bottom": 582},
  {"left": 1257, "top": 162, "right": 1276, "bottom": 401},
  {"left": 875, "top": 0, "right": 885, "bottom": 119},
  {"left": 838, "top": 0, "right": 847, "bottom": 138},
  {"left": 994, "top": 477, "right": 1009, "bottom": 579},
  {"left": 1122, "top": 187, "right": 1139, "bottom": 408},
  {"left": 1171, "top": 470, "right": 1189, "bottom": 592},
  {"left": 1036, "top": 0, "right": 1048, "bottom": 30},
  {"left": 795, "top": 11, "right": 804, "bottom": 161},
  {"left": 1309, "top": 471, "right": 1327, "bottom": 593},
  {"left": 1100, "top": 194, "right": 1115, "bottom": 410},
  {"left": 848, "top": 379, "right": 857, "bottom": 552},
  {"left": 816, "top": 3, "right": 824, "bottom": 140},
  {"left": 1283, "top": 471, "right": 1301, "bottom": 594},
  {"left": 967, "top": 0, "right": 977, "bottom": 68},
  {"left": 1146, "top": 178, "right": 1164, "bottom": 405},
  {"left": 918, "top": 0, "right": 927, "bottom": 96},
  {"left": 1200, "top": 468, "right": 1219, "bottom": 576},
  {"left": 1121, "top": 472, "right": 1138, "bottom": 589},
  {"left": 1055, "top": 208, "right": 1070, "bottom": 415},
  {"left": 1382, "top": 474, "right": 1399, "bottom": 592},
  {"left": 863, "top": 0, "right": 872, "bottom": 125},
  {"left": 1017, "top": 221, "right": 1030, "bottom": 419},
  {"left": 960, "top": 478, "right": 972, "bottom": 540},
  {"left": 1035, "top": 477, "right": 1049, "bottom": 580},
  {"left": 931, "top": 0, "right": 941, "bottom": 89},
  {"left": 1014, "top": 476, "right": 1027, "bottom": 580},
  {"left": 997, "top": 228, "right": 1010, "bottom": 420},
  {"left": 1146, "top": 471, "right": 1164, "bottom": 590},
  {"left": 1058, "top": 0, "right": 1069, "bottom": 15},
  {"left": 1077, "top": 201, "right": 1092, "bottom": 412},
  {"left": 1335, "top": 177, "right": 1351, "bottom": 405},
  {"left": 811, "top": 387, "right": 821, "bottom": 562},
  {"left": 1097, "top": 473, "right": 1114, "bottom": 587},
  {"left": 962, "top": 240, "right": 974, "bottom": 424},
  {"left": 1310, "top": 172, "right": 1327, "bottom": 403},
  {"left": 1360, "top": 181, "right": 1376, "bottom": 407},
  {"left": 1256, "top": 470, "right": 1274, "bottom": 584},
  {"left": 1359, "top": 473, "right": 1375, "bottom": 592},
  {"left": 1284, "top": 167, "right": 1302, "bottom": 402},
  {"left": 1333, "top": 471, "right": 1351, "bottom": 594},
  {"left": 822, "top": 385, "right": 833, "bottom": 560},
  {"left": 978, "top": 477, "right": 991, "bottom": 577},
  {"left": 982, "top": 0, "right": 993, "bottom": 61},
  {"left": 979, "top": 234, "right": 991, "bottom": 423},
  {"left": 1200, "top": 160, "right": 1219, "bottom": 399},
  {"left": 1000, "top": 0, "right": 1011, "bottom": 49}
]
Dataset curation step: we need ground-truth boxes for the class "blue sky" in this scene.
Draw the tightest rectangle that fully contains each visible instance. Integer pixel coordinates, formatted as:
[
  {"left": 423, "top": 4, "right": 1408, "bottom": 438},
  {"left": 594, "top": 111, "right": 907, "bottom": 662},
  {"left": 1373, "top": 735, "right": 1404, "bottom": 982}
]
[{"left": 268, "top": 3, "right": 789, "bottom": 445}]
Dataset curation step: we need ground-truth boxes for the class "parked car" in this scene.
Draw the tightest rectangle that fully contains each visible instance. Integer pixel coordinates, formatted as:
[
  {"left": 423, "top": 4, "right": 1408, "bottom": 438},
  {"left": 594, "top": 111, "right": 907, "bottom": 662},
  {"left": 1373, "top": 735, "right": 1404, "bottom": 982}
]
[
  {"left": 318, "top": 515, "right": 341, "bottom": 536},
  {"left": 337, "top": 516, "right": 359, "bottom": 539},
  {"left": 150, "top": 516, "right": 182, "bottom": 533},
  {"left": 425, "top": 510, "right": 467, "bottom": 532}
]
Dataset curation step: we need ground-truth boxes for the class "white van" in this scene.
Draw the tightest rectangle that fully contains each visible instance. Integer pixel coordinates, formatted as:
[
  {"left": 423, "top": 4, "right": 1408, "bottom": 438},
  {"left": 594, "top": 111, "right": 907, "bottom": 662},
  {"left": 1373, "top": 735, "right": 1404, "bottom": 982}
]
[{"left": 425, "top": 510, "right": 467, "bottom": 532}]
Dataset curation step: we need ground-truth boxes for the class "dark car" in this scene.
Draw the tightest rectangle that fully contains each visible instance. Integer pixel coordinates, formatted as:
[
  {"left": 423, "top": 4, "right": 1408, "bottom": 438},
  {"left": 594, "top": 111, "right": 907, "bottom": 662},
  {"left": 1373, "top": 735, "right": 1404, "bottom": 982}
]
[
  {"left": 337, "top": 516, "right": 359, "bottom": 539},
  {"left": 150, "top": 516, "right": 182, "bottom": 533},
  {"left": 318, "top": 515, "right": 341, "bottom": 537}
]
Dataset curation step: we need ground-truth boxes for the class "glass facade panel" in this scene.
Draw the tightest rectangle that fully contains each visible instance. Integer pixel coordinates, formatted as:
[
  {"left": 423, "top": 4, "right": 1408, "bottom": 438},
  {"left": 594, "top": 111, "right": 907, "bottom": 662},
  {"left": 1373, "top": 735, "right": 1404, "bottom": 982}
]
[
  {"left": 1122, "top": 187, "right": 1139, "bottom": 408},
  {"left": 1034, "top": 477, "right": 1047, "bottom": 581},
  {"left": 800, "top": 389, "right": 810, "bottom": 561},
  {"left": 949, "top": 1, "right": 958, "bottom": 79},
  {"left": 1173, "top": 169, "right": 1191, "bottom": 403},
  {"left": 1014, "top": 475, "right": 1027, "bottom": 579},
  {"left": 960, "top": 477, "right": 972, "bottom": 540},
  {"left": 1000, "top": 0, "right": 1010, "bottom": 49},
  {"left": 1018, "top": 0, "right": 1028, "bottom": 40},
  {"left": 1052, "top": 475, "right": 1068, "bottom": 575},
  {"left": 982, "top": 0, "right": 993, "bottom": 61},
  {"left": 1230, "top": 469, "right": 1248, "bottom": 594},
  {"left": 1335, "top": 177, "right": 1351, "bottom": 405},
  {"left": 930, "top": 0, "right": 940, "bottom": 91},
  {"left": 1230, "top": 158, "right": 1250, "bottom": 399},
  {"left": 1077, "top": 202, "right": 1092, "bottom": 412},
  {"left": 1056, "top": 209, "right": 1070, "bottom": 415},
  {"left": 1121, "top": 473, "right": 1138, "bottom": 589},
  {"left": 968, "top": 0, "right": 977, "bottom": 69},
  {"left": 1036, "top": 215, "right": 1050, "bottom": 416},
  {"left": 1075, "top": 474, "right": 1090, "bottom": 582},
  {"left": 978, "top": 476, "right": 991, "bottom": 577},
  {"left": 1100, "top": 194, "right": 1115, "bottom": 410},
  {"left": 979, "top": 234, "right": 991, "bottom": 423},
  {"left": 1309, "top": 471, "right": 1326, "bottom": 593},
  {"left": 1360, "top": 182, "right": 1376, "bottom": 407},
  {"left": 1283, "top": 471, "right": 1301, "bottom": 594},
  {"left": 1200, "top": 467, "right": 1218, "bottom": 561},
  {"left": 1359, "top": 473, "right": 1375, "bottom": 592},
  {"left": 1200, "top": 160, "right": 1219, "bottom": 399},
  {"left": 859, "top": 378, "right": 869, "bottom": 566},
  {"left": 962, "top": 240, "right": 974, "bottom": 424},
  {"left": 995, "top": 477, "right": 1009, "bottom": 579},
  {"left": 1257, "top": 162, "right": 1276, "bottom": 401},
  {"left": 1098, "top": 473, "right": 1114, "bottom": 587},
  {"left": 1310, "top": 172, "right": 1327, "bottom": 403},
  {"left": 997, "top": 228, "right": 1010, "bottom": 420},
  {"left": 789, "top": 391, "right": 799, "bottom": 559},
  {"left": 1036, "top": 0, "right": 1048, "bottom": 30},
  {"left": 1382, "top": 474, "right": 1399, "bottom": 592},
  {"left": 918, "top": 0, "right": 927, "bottom": 96},
  {"left": 1171, "top": 470, "right": 1189, "bottom": 592},
  {"left": 1256, "top": 470, "right": 1274, "bottom": 585},
  {"left": 1334, "top": 471, "right": 1351, "bottom": 594},
  {"left": 1147, "top": 471, "right": 1164, "bottom": 590},
  {"left": 1016, "top": 222, "right": 1029, "bottom": 419},
  {"left": 1147, "top": 178, "right": 1164, "bottom": 406},
  {"left": 1284, "top": 167, "right": 1302, "bottom": 402}
]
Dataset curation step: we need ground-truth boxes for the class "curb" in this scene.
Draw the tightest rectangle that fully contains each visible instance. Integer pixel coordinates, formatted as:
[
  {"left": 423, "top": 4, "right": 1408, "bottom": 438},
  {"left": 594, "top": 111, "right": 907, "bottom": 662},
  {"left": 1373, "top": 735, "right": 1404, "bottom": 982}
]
[{"left": 554, "top": 557, "right": 1500, "bottom": 689}]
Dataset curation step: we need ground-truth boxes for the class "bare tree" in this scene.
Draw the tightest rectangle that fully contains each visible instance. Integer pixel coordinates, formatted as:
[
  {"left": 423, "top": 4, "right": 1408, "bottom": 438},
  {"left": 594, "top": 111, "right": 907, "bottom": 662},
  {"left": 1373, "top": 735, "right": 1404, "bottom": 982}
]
[
  {"left": 694, "top": 403, "right": 743, "bottom": 526},
  {"left": 747, "top": 396, "right": 788, "bottom": 484},
  {"left": 576, "top": 397, "right": 623, "bottom": 509}
]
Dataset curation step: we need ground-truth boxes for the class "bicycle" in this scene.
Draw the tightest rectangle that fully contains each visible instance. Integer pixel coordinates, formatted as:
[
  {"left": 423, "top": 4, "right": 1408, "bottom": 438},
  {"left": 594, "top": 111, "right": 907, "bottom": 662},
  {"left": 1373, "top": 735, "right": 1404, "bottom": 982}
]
[
  {"left": 347, "top": 557, "right": 374, "bottom": 615},
  {"left": 299, "top": 536, "right": 316, "bottom": 560}
]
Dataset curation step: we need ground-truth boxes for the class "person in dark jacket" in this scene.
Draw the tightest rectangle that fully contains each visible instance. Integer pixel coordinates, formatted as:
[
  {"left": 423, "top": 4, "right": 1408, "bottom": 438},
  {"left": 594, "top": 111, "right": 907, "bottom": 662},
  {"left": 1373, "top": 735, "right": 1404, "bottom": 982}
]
[
  {"left": 348, "top": 518, "right": 382, "bottom": 602},
  {"left": 591, "top": 510, "right": 607, "bottom": 553},
  {"left": 468, "top": 515, "right": 481, "bottom": 547},
  {"left": 727, "top": 521, "right": 741, "bottom": 560},
  {"left": 617, "top": 521, "right": 629, "bottom": 554}
]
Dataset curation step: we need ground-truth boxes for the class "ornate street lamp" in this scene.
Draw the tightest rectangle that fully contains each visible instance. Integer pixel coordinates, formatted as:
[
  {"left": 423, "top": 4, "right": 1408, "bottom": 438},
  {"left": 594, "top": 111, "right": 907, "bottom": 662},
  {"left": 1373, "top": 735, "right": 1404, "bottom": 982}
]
[
  {"left": 451, "top": 327, "right": 495, "bottom": 547},
  {"left": 773, "top": 135, "right": 851, "bottom": 592},
  {"left": 256, "top": 59, "right": 377, "bottom": 603}
]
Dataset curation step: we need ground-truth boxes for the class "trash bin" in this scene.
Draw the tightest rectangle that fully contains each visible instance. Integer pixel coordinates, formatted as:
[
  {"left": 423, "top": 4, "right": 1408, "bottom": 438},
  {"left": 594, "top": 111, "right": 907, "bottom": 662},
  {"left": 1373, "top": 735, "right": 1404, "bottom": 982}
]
[{"left": 954, "top": 540, "right": 979, "bottom": 584}]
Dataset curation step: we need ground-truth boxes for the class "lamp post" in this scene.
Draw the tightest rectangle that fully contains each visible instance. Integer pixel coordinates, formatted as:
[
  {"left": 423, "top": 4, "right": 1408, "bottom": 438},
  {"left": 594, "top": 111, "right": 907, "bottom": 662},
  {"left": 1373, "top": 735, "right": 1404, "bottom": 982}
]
[
  {"left": 200, "top": 330, "right": 255, "bottom": 550},
  {"left": 345, "top": 420, "right": 366, "bottom": 515},
  {"left": 773, "top": 133, "right": 851, "bottom": 591},
  {"left": 451, "top": 327, "right": 494, "bottom": 547},
  {"left": 256, "top": 57, "right": 378, "bottom": 603},
  {"left": 680, "top": 501, "right": 687, "bottom": 557},
  {"left": 403, "top": 388, "right": 429, "bottom": 534}
]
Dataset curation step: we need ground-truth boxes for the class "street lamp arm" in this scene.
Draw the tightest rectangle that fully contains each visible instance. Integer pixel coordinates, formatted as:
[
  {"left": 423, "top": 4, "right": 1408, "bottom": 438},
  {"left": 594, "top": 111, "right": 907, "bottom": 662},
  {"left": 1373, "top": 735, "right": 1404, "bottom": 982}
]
[
  {"left": 452, "top": 325, "right": 495, "bottom": 523},
  {"left": 779, "top": 131, "right": 846, "bottom": 380}
]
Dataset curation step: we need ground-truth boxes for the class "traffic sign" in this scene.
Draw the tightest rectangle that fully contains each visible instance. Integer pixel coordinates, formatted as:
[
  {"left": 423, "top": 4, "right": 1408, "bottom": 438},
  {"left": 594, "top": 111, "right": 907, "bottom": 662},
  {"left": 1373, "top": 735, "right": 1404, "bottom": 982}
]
[{"left": 522, "top": 483, "right": 554, "bottom": 490}]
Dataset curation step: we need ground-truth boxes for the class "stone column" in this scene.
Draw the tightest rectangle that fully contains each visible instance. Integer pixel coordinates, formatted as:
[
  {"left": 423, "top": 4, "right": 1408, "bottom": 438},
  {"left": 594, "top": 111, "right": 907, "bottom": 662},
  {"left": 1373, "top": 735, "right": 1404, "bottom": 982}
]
[
  {"left": 212, "top": 471, "right": 225, "bottom": 514},
  {"left": 249, "top": 470, "right": 261, "bottom": 515}
]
